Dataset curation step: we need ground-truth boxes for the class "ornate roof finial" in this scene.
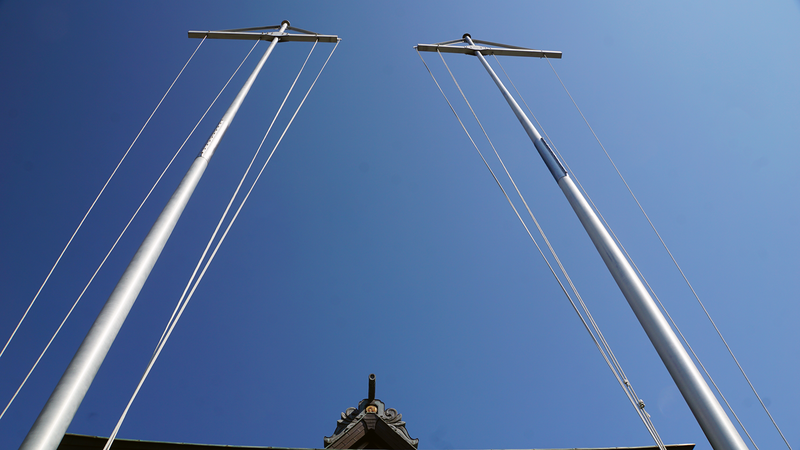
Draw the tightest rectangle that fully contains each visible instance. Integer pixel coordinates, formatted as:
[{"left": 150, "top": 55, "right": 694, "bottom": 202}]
[
  {"left": 368, "top": 373, "right": 376, "bottom": 400},
  {"left": 324, "top": 374, "right": 418, "bottom": 450}
]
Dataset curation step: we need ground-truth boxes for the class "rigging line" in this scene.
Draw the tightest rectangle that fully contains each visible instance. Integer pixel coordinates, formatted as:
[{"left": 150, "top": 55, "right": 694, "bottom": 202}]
[
  {"left": 491, "top": 53, "right": 655, "bottom": 407},
  {"left": 538, "top": 107, "right": 758, "bottom": 448},
  {"left": 561, "top": 142, "right": 757, "bottom": 450},
  {"left": 502, "top": 50, "right": 759, "bottom": 449},
  {"left": 595, "top": 198, "right": 760, "bottom": 450},
  {"left": 544, "top": 58, "right": 790, "bottom": 449},
  {"left": 153, "top": 40, "right": 318, "bottom": 354},
  {"left": 420, "top": 50, "right": 664, "bottom": 449},
  {"left": 418, "top": 51, "right": 575, "bottom": 313},
  {"left": 555, "top": 143, "right": 762, "bottom": 450},
  {"left": 0, "top": 37, "right": 206, "bottom": 362},
  {"left": 577, "top": 172, "right": 759, "bottom": 450},
  {"left": 103, "top": 40, "right": 336, "bottom": 450},
  {"left": 472, "top": 53, "right": 664, "bottom": 449},
  {"left": 492, "top": 56, "right": 667, "bottom": 413},
  {"left": 437, "top": 51, "right": 596, "bottom": 346},
  {"left": 633, "top": 252, "right": 761, "bottom": 450},
  {"left": 541, "top": 53, "right": 789, "bottom": 449},
  {"left": 515, "top": 81, "right": 759, "bottom": 449},
  {"left": 460, "top": 55, "right": 664, "bottom": 450},
  {"left": 421, "top": 50, "right": 603, "bottom": 360},
  {"left": 495, "top": 52, "right": 684, "bottom": 395},
  {"left": 0, "top": 38, "right": 257, "bottom": 422},
  {"left": 491, "top": 54, "right": 738, "bottom": 450},
  {"left": 481, "top": 53, "right": 652, "bottom": 416},
  {"left": 430, "top": 49, "right": 662, "bottom": 448},
  {"left": 141, "top": 37, "right": 262, "bottom": 349}
]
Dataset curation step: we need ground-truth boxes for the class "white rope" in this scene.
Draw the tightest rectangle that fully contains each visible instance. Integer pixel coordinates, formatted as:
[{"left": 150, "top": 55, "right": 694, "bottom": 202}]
[
  {"left": 494, "top": 54, "right": 673, "bottom": 448},
  {"left": 420, "top": 50, "right": 666, "bottom": 450},
  {"left": 558, "top": 153, "right": 760, "bottom": 450},
  {"left": 0, "top": 38, "right": 206, "bottom": 362},
  {"left": 525, "top": 95, "right": 760, "bottom": 449},
  {"left": 0, "top": 38, "right": 257, "bottom": 422},
  {"left": 447, "top": 52, "right": 666, "bottom": 450},
  {"left": 102, "top": 40, "right": 337, "bottom": 450},
  {"left": 490, "top": 57, "right": 663, "bottom": 421},
  {"left": 561, "top": 126, "right": 762, "bottom": 450},
  {"left": 500, "top": 52, "right": 762, "bottom": 449},
  {"left": 539, "top": 53, "right": 786, "bottom": 449},
  {"left": 151, "top": 37, "right": 312, "bottom": 351},
  {"left": 439, "top": 50, "right": 663, "bottom": 446}
]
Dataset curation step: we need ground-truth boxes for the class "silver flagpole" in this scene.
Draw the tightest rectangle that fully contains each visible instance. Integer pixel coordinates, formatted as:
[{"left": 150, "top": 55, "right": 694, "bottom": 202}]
[
  {"left": 19, "top": 21, "right": 290, "bottom": 450},
  {"left": 461, "top": 34, "right": 748, "bottom": 450}
]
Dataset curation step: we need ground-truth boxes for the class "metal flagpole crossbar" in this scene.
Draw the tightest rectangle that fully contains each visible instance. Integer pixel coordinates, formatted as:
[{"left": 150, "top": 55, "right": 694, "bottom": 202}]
[
  {"left": 415, "top": 34, "right": 748, "bottom": 450},
  {"left": 415, "top": 38, "right": 561, "bottom": 59},
  {"left": 20, "top": 20, "right": 338, "bottom": 450},
  {"left": 188, "top": 23, "right": 339, "bottom": 43}
]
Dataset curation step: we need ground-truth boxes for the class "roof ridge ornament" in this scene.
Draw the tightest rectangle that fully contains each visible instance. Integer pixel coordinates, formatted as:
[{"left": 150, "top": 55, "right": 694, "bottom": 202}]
[
  {"left": 368, "top": 373, "right": 376, "bottom": 400},
  {"left": 324, "top": 374, "right": 418, "bottom": 450}
]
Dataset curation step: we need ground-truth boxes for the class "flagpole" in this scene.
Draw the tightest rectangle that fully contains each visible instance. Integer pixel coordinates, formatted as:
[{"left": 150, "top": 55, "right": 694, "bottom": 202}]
[
  {"left": 18, "top": 21, "right": 290, "bottom": 450},
  {"left": 462, "top": 33, "right": 748, "bottom": 450}
]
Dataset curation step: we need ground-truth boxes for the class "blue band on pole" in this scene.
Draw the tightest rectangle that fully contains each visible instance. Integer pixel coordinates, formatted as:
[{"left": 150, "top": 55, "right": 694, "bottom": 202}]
[{"left": 534, "top": 138, "right": 567, "bottom": 180}]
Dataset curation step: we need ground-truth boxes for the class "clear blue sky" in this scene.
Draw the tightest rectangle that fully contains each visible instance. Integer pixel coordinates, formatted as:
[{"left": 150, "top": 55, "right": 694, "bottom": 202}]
[{"left": 1, "top": 2, "right": 798, "bottom": 450}]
